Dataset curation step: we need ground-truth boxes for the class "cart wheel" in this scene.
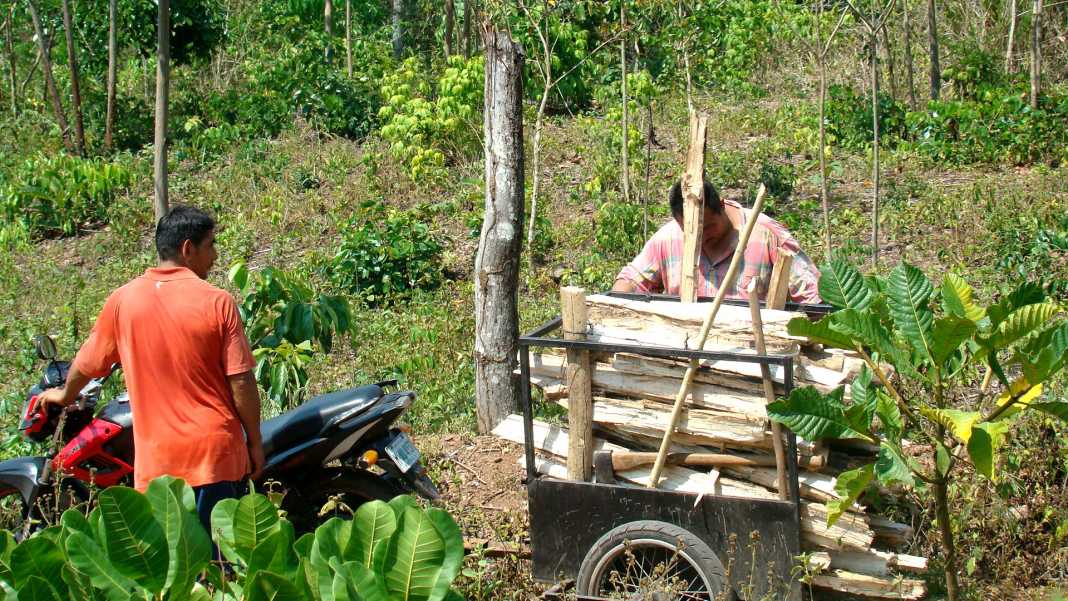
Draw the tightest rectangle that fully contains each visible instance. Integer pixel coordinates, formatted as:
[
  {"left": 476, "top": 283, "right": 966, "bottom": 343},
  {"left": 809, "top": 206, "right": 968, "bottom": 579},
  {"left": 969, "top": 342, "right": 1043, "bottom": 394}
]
[{"left": 576, "top": 520, "right": 728, "bottom": 601}]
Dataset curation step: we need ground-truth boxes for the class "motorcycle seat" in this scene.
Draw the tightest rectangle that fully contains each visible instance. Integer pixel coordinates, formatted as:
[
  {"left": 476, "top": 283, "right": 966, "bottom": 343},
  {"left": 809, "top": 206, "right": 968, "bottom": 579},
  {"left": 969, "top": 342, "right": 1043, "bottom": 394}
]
[{"left": 261, "top": 384, "right": 383, "bottom": 458}]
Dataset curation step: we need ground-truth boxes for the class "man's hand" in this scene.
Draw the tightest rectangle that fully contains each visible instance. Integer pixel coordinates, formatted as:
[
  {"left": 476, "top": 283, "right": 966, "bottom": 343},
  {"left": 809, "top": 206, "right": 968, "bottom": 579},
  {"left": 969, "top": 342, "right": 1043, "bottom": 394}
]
[
  {"left": 247, "top": 440, "right": 265, "bottom": 481},
  {"left": 36, "top": 387, "right": 73, "bottom": 412}
]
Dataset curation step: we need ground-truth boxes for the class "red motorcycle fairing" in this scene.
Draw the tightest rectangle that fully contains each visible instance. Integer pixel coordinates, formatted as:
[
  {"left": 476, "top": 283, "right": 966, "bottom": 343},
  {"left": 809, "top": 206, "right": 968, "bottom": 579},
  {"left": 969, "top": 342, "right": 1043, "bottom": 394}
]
[{"left": 52, "top": 417, "right": 133, "bottom": 487}]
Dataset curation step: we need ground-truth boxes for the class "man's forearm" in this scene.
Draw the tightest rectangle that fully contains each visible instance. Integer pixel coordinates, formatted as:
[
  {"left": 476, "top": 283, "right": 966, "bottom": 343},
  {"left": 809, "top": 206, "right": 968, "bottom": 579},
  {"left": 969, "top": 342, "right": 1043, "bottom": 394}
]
[
  {"left": 58, "top": 365, "right": 92, "bottom": 405},
  {"left": 229, "top": 371, "right": 262, "bottom": 446}
]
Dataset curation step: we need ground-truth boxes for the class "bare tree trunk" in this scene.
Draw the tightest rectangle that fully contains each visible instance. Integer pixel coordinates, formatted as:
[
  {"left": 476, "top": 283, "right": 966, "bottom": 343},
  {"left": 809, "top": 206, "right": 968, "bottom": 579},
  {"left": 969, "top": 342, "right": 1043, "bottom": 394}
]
[
  {"left": 904, "top": 0, "right": 917, "bottom": 109},
  {"left": 61, "top": 0, "right": 85, "bottom": 156},
  {"left": 392, "top": 0, "right": 404, "bottom": 59},
  {"left": 870, "top": 30, "right": 881, "bottom": 265},
  {"left": 881, "top": 22, "right": 898, "bottom": 102},
  {"left": 526, "top": 11, "right": 551, "bottom": 251},
  {"left": 345, "top": 0, "right": 352, "bottom": 76},
  {"left": 620, "top": 2, "right": 630, "bottom": 203},
  {"left": 5, "top": 6, "right": 15, "bottom": 118},
  {"left": 462, "top": 0, "right": 471, "bottom": 57},
  {"left": 27, "top": 0, "right": 73, "bottom": 153},
  {"left": 324, "top": 0, "right": 333, "bottom": 63},
  {"left": 475, "top": 27, "right": 524, "bottom": 434},
  {"left": 104, "top": 0, "right": 117, "bottom": 151},
  {"left": 154, "top": 0, "right": 171, "bottom": 223},
  {"left": 819, "top": 57, "right": 831, "bottom": 261},
  {"left": 933, "top": 478, "right": 960, "bottom": 601},
  {"left": 1005, "top": 0, "right": 1018, "bottom": 72},
  {"left": 444, "top": 0, "right": 454, "bottom": 57},
  {"left": 1030, "top": 0, "right": 1041, "bottom": 109},
  {"left": 927, "top": 0, "right": 940, "bottom": 99}
]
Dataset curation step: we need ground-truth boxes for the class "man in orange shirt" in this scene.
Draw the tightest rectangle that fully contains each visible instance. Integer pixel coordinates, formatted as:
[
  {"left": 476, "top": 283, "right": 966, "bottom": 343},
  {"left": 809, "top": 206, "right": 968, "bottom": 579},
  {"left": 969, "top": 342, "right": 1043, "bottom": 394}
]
[{"left": 38, "top": 205, "right": 264, "bottom": 534}]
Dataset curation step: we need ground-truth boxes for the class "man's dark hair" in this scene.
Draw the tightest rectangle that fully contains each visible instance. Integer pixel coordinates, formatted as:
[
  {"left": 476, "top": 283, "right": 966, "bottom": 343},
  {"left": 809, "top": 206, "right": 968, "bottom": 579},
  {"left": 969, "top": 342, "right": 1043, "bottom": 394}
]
[
  {"left": 155, "top": 205, "right": 215, "bottom": 261},
  {"left": 669, "top": 179, "right": 722, "bottom": 221}
]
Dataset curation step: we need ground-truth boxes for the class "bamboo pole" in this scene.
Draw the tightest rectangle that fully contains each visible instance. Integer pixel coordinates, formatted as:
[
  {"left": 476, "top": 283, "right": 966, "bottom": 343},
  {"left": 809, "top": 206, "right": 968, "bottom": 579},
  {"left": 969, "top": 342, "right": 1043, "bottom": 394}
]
[
  {"left": 648, "top": 185, "right": 768, "bottom": 488},
  {"left": 748, "top": 278, "right": 788, "bottom": 500}
]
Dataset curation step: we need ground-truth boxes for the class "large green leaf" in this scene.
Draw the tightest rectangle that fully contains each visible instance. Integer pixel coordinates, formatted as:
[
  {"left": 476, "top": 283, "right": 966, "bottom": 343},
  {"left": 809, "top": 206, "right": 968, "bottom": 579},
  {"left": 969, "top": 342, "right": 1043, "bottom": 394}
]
[
  {"left": 349, "top": 501, "right": 398, "bottom": 567},
  {"left": 988, "top": 282, "right": 1046, "bottom": 328},
  {"left": 247, "top": 524, "right": 299, "bottom": 584},
  {"left": 826, "top": 464, "right": 874, "bottom": 527},
  {"left": 374, "top": 505, "right": 449, "bottom": 601},
  {"left": 332, "top": 560, "right": 391, "bottom": 601},
  {"left": 61, "top": 564, "right": 107, "bottom": 601},
  {"left": 97, "top": 487, "right": 170, "bottom": 593},
  {"left": 311, "top": 518, "right": 353, "bottom": 567},
  {"left": 941, "top": 273, "right": 986, "bottom": 325},
  {"left": 0, "top": 530, "right": 15, "bottom": 585},
  {"left": 875, "top": 390, "right": 903, "bottom": 443},
  {"left": 990, "top": 303, "right": 1061, "bottom": 351},
  {"left": 246, "top": 571, "right": 305, "bottom": 601},
  {"left": 921, "top": 407, "right": 981, "bottom": 443},
  {"left": 886, "top": 262, "right": 936, "bottom": 363},
  {"left": 818, "top": 260, "right": 874, "bottom": 311},
  {"left": 424, "top": 509, "right": 464, "bottom": 601},
  {"left": 1030, "top": 402, "right": 1068, "bottom": 422},
  {"left": 14, "top": 576, "right": 61, "bottom": 601},
  {"left": 233, "top": 493, "right": 282, "bottom": 562},
  {"left": 875, "top": 442, "right": 915, "bottom": 486},
  {"left": 767, "top": 387, "right": 874, "bottom": 442},
  {"left": 209, "top": 498, "right": 243, "bottom": 566},
  {"left": 931, "top": 316, "right": 977, "bottom": 365},
  {"left": 967, "top": 421, "right": 1009, "bottom": 480},
  {"left": 146, "top": 477, "right": 211, "bottom": 601},
  {"left": 64, "top": 532, "right": 139, "bottom": 601},
  {"left": 11, "top": 538, "right": 65, "bottom": 594},
  {"left": 786, "top": 315, "right": 856, "bottom": 350}
]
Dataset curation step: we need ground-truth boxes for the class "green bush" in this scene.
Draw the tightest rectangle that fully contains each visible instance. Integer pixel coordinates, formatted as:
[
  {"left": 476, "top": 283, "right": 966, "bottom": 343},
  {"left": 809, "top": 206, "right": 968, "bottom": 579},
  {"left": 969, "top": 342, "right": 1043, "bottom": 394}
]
[
  {"left": 0, "top": 154, "right": 132, "bottom": 238},
  {"left": 595, "top": 200, "right": 646, "bottom": 260},
  {"left": 825, "top": 84, "right": 908, "bottom": 150},
  {"left": 328, "top": 204, "right": 445, "bottom": 303}
]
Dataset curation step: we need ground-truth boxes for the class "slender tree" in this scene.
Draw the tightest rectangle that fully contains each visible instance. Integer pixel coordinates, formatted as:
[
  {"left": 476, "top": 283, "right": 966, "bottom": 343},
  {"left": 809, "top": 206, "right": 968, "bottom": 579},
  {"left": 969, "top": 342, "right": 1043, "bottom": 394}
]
[
  {"left": 1029, "top": 0, "right": 1041, "bottom": 108},
  {"left": 5, "top": 5, "right": 16, "bottom": 118},
  {"left": 927, "top": 0, "right": 940, "bottom": 99},
  {"left": 392, "top": 0, "right": 404, "bottom": 59},
  {"left": 27, "top": 0, "right": 73, "bottom": 153},
  {"left": 619, "top": 1, "right": 630, "bottom": 203},
  {"left": 444, "top": 0, "right": 454, "bottom": 57},
  {"left": 463, "top": 0, "right": 471, "bottom": 57},
  {"left": 104, "top": 0, "right": 117, "bottom": 151},
  {"left": 881, "top": 20, "right": 898, "bottom": 101},
  {"left": 154, "top": 0, "right": 171, "bottom": 223},
  {"left": 345, "top": 0, "right": 352, "bottom": 76},
  {"left": 903, "top": 0, "right": 917, "bottom": 109},
  {"left": 60, "top": 0, "right": 85, "bottom": 156},
  {"left": 324, "top": 0, "right": 333, "bottom": 63},
  {"left": 1005, "top": 0, "right": 1018, "bottom": 73}
]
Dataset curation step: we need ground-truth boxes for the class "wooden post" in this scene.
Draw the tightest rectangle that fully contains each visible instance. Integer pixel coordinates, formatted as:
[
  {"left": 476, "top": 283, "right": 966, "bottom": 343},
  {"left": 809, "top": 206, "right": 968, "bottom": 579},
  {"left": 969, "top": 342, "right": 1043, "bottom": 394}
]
[
  {"left": 765, "top": 251, "right": 795, "bottom": 311},
  {"left": 747, "top": 279, "right": 788, "bottom": 501},
  {"left": 649, "top": 186, "right": 767, "bottom": 488},
  {"left": 473, "top": 27, "right": 524, "bottom": 434},
  {"left": 153, "top": 0, "right": 171, "bottom": 224},
  {"left": 561, "top": 287, "right": 592, "bottom": 481},
  {"left": 680, "top": 112, "right": 708, "bottom": 303}
]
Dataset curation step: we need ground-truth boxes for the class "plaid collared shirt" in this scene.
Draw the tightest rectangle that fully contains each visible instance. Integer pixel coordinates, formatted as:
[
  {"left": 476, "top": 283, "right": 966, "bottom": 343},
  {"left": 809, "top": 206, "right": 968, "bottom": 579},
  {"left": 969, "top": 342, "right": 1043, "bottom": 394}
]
[{"left": 616, "top": 199, "right": 822, "bottom": 304}]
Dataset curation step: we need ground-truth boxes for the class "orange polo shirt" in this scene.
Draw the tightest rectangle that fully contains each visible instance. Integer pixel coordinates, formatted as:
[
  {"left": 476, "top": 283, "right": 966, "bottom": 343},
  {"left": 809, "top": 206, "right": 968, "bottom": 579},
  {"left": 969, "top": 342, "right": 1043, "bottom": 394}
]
[{"left": 73, "top": 266, "right": 256, "bottom": 490}]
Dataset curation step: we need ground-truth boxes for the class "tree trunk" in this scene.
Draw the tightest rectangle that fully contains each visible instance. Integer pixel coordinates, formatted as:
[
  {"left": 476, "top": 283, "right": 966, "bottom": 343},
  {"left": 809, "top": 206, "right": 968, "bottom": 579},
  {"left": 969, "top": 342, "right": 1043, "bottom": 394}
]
[
  {"left": 527, "top": 20, "right": 551, "bottom": 251},
  {"left": 927, "top": 0, "right": 940, "bottom": 100},
  {"left": 1029, "top": 0, "right": 1041, "bottom": 109},
  {"left": 154, "top": 0, "right": 171, "bottom": 224},
  {"left": 1005, "top": 0, "right": 1018, "bottom": 73},
  {"left": 903, "top": 0, "right": 917, "bottom": 109},
  {"left": 881, "top": 23, "right": 898, "bottom": 102},
  {"left": 324, "top": 0, "right": 333, "bottom": 63},
  {"left": 475, "top": 27, "right": 524, "bottom": 434},
  {"left": 444, "top": 0, "right": 454, "bottom": 57},
  {"left": 462, "top": 0, "right": 471, "bottom": 57},
  {"left": 345, "top": 0, "right": 352, "bottom": 76},
  {"left": 61, "top": 0, "right": 85, "bottom": 156},
  {"left": 5, "top": 6, "right": 16, "bottom": 118},
  {"left": 870, "top": 30, "right": 881, "bottom": 266},
  {"left": 933, "top": 478, "right": 959, "bottom": 601},
  {"left": 104, "top": 0, "right": 117, "bottom": 151},
  {"left": 819, "top": 56, "right": 831, "bottom": 261},
  {"left": 620, "top": 2, "right": 630, "bottom": 203},
  {"left": 27, "top": 0, "right": 73, "bottom": 153},
  {"left": 392, "top": 0, "right": 404, "bottom": 59}
]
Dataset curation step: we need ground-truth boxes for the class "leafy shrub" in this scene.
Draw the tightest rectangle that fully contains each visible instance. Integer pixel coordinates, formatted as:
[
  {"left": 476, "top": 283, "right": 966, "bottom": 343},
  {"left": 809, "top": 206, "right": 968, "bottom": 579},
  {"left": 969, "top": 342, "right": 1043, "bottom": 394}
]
[
  {"left": 825, "top": 84, "right": 908, "bottom": 150},
  {"left": 378, "top": 56, "right": 484, "bottom": 182},
  {"left": 0, "top": 154, "right": 132, "bottom": 238},
  {"left": 328, "top": 204, "right": 444, "bottom": 303},
  {"left": 595, "top": 200, "right": 646, "bottom": 260},
  {"left": 230, "top": 262, "right": 351, "bottom": 409},
  {"left": 996, "top": 218, "right": 1068, "bottom": 298},
  {"left": 943, "top": 44, "right": 1004, "bottom": 102}
]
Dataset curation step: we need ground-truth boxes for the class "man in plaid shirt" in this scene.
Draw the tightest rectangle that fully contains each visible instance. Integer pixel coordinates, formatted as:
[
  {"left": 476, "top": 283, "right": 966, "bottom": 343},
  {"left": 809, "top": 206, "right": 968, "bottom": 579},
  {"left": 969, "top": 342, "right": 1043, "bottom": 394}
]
[{"left": 612, "top": 179, "right": 822, "bottom": 304}]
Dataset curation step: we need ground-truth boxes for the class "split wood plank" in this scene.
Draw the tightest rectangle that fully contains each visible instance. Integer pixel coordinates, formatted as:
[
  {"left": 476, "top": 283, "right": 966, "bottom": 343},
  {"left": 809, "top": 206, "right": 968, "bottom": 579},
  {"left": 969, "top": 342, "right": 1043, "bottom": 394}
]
[
  {"left": 808, "top": 550, "right": 928, "bottom": 576},
  {"left": 765, "top": 250, "right": 795, "bottom": 311},
  {"left": 809, "top": 569, "right": 927, "bottom": 600},
  {"left": 573, "top": 396, "right": 769, "bottom": 448},
  {"left": 680, "top": 112, "right": 708, "bottom": 303},
  {"left": 747, "top": 278, "right": 788, "bottom": 500},
  {"left": 561, "top": 286, "right": 593, "bottom": 481}
]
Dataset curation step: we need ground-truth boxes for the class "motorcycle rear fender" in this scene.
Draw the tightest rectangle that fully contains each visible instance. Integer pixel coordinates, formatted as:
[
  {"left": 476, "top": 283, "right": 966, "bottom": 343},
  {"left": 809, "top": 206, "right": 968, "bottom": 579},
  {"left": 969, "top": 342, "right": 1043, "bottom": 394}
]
[{"left": 0, "top": 456, "right": 46, "bottom": 504}]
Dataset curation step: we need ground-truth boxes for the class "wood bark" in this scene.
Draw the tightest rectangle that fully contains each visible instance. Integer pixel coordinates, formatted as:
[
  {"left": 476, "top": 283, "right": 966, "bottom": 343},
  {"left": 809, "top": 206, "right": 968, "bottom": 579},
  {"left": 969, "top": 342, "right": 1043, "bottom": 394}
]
[
  {"left": 747, "top": 280, "right": 787, "bottom": 500},
  {"left": 526, "top": 4, "right": 551, "bottom": 251},
  {"left": 392, "top": 0, "right": 405, "bottom": 59},
  {"left": 474, "top": 28, "right": 524, "bottom": 433},
  {"left": 1005, "top": 0, "right": 1018, "bottom": 73},
  {"left": 927, "top": 0, "right": 940, "bottom": 100},
  {"left": 1030, "top": 0, "right": 1041, "bottom": 109},
  {"left": 880, "top": 22, "right": 898, "bottom": 102},
  {"left": 60, "top": 0, "right": 85, "bottom": 156},
  {"left": 561, "top": 287, "right": 592, "bottom": 481},
  {"left": 324, "top": 0, "right": 333, "bottom": 63},
  {"left": 5, "top": 6, "right": 15, "bottom": 118},
  {"left": 154, "top": 0, "right": 171, "bottom": 223},
  {"left": 27, "top": 0, "right": 73, "bottom": 153},
  {"left": 765, "top": 251, "right": 794, "bottom": 310},
  {"left": 462, "top": 0, "right": 471, "bottom": 58},
  {"left": 903, "top": 0, "right": 917, "bottom": 109},
  {"left": 345, "top": 0, "right": 352, "bottom": 76},
  {"left": 810, "top": 570, "right": 926, "bottom": 600},
  {"left": 619, "top": 3, "right": 630, "bottom": 204},
  {"left": 444, "top": 0, "right": 454, "bottom": 57},
  {"left": 104, "top": 0, "right": 117, "bottom": 151},
  {"left": 680, "top": 112, "right": 707, "bottom": 303}
]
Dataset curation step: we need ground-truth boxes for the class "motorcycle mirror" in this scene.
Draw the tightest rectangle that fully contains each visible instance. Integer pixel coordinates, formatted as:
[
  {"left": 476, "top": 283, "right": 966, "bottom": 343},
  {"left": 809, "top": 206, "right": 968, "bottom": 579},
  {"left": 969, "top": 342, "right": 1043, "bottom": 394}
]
[{"left": 33, "top": 335, "right": 57, "bottom": 361}]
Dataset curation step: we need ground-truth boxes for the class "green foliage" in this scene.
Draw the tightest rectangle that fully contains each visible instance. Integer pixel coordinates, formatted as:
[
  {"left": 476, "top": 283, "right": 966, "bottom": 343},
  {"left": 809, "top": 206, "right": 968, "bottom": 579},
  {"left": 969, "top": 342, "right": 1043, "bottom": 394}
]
[
  {"left": 594, "top": 201, "right": 646, "bottom": 260},
  {"left": 328, "top": 203, "right": 445, "bottom": 304},
  {"left": 825, "top": 84, "right": 907, "bottom": 150},
  {"left": 229, "top": 262, "right": 351, "bottom": 409},
  {"left": 0, "top": 154, "right": 132, "bottom": 239},
  {"left": 0, "top": 478, "right": 465, "bottom": 601},
  {"left": 378, "top": 56, "right": 483, "bottom": 183}
]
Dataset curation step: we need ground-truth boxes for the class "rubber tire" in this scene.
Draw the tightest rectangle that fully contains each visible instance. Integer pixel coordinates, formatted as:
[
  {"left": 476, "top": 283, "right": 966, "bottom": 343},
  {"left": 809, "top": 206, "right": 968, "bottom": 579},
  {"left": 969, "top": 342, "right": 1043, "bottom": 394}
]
[
  {"left": 280, "top": 469, "right": 404, "bottom": 534},
  {"left": 576, "top": 520, "right": 728, "bottom": 600}
]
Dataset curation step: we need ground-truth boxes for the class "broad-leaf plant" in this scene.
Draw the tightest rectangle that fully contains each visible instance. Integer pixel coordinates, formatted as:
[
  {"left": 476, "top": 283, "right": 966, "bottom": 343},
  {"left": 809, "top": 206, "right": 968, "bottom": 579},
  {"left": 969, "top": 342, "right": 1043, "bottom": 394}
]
[{"left": 769, "top": 260, "right": 1068, "bottom": 601}]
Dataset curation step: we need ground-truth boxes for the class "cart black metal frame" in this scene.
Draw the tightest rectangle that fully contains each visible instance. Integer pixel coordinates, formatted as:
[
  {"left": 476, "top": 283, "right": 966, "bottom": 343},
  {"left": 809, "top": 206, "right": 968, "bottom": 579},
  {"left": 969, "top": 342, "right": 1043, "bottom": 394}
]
[{"left": 519, "top": 292, "right": 834, "bottom": 601}]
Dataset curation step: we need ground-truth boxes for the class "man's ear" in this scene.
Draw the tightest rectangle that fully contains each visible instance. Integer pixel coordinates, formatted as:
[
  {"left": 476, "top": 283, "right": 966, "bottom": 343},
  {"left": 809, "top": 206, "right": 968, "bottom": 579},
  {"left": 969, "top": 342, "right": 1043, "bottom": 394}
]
[{"left": 178, "top": 238, "right": 196, "bottom": 259}]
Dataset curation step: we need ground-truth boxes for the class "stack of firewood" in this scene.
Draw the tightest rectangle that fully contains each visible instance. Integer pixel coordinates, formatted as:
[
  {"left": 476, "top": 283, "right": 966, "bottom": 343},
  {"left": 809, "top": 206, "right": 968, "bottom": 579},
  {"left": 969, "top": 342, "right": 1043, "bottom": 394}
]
[{"left": 495, "top": 293, "right": 928, "bottom": 600}]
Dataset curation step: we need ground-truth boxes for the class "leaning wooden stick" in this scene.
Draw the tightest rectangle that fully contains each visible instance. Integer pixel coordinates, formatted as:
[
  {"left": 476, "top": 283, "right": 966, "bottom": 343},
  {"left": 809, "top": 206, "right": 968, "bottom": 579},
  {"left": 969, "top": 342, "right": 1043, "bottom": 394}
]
[
  {"left": 748, "top": 278, "right": 789, "bottom": 500},
  {"left": 648, "top": 184, "right": 768, "bottom": 488}
]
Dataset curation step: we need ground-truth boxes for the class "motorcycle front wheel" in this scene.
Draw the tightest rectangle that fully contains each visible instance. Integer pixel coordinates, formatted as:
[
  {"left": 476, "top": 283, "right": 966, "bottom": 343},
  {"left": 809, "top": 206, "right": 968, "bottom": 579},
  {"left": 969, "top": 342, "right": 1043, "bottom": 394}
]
[{"left": 278, "top": 468, "right": 404, "bottom": 534}]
